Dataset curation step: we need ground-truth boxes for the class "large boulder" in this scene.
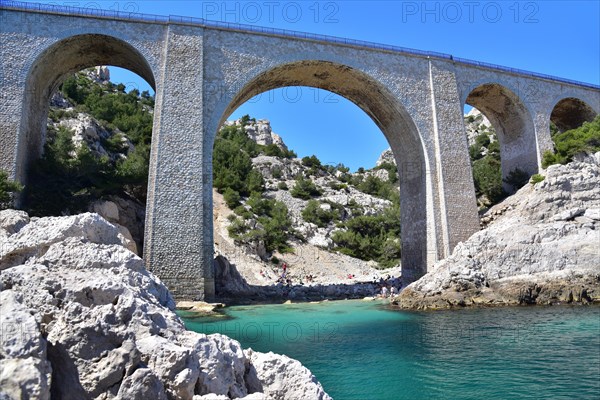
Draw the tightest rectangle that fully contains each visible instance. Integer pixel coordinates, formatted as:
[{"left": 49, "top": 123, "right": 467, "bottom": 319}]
[
  {"left": 0, "top": 212, "right": 330, "bottom": 399},
  {"left": 0, "top": 209, "right": 29, "bottom": 236},
  {"left": 0, "top": 212, "right": 135, "bottom": 270},
  {"left": 395, "top": 154, "right": 600, "bottom": 309}
]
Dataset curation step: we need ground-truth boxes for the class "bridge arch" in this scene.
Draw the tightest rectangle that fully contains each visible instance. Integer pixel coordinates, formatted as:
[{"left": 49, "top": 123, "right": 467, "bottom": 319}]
[
  {"left": 464, "top": 82, "right": 537, "bottom": 191},
  {"left": 208, "top": 60, "right": 430, "bottom": 284},
  {"left": 550, "top": 97, "right": 598, "bottom": 133},
  {"left": 16, "top": 33, "right": 156, "bottom": 184}
]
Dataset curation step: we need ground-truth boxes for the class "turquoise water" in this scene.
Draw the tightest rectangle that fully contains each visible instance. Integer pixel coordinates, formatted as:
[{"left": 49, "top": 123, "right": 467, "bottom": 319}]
[{"left": 181, "top": 301, "right": 600, "bottom": 400}]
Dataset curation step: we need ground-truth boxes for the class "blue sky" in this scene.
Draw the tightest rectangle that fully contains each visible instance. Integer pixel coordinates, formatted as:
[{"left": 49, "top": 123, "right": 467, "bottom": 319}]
[{"left": 27, "top": 0, "right": 600, "bottom": 170}]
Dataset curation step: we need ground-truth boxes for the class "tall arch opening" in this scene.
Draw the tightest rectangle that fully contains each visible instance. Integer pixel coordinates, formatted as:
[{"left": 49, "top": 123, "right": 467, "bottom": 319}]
[
  {"left": 17, "top": 34, "right": 156, "bottom": 254},
  {"left": 550, "top": 97, "right": 597, "bottom": 133},
  {"left": 465, "top": 83, "right": 537, "bottom": 195},
  {"left": 209, "top": 61, "right": 429, "bottom": 291},
  {"left": 17, "top": 34, "right": 155, "bottom": 184}
]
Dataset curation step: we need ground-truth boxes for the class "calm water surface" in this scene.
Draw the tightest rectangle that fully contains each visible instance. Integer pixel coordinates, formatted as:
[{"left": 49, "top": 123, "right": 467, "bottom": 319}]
[{"left": 180, "top": 300, "right": 600, "bottom": 400}]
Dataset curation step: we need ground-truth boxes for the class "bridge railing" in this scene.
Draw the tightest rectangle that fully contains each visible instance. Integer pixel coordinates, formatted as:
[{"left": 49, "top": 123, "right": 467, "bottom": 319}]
[{"left": 1, "top": 0, "right": 598, "bottom": 90}]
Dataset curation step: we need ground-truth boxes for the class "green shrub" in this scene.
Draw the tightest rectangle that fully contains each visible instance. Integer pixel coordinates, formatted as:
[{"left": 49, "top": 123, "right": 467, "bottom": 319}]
[
  {"left": 271, "top": 166, "right": 283, "bottom": 179},
  {"left": 542, "top": 116, "right": 600, "bottom": 168},
  {"left": 230, "top": 193, "right": 294, "bottom": 253},
  {"left": 223, "top": 188, "right": 241, "bottom": 208},
  {"left": 290, "top": 176, "right": 322, "bottom": 199},
  {"left": 240, "top": 114, "right": 253, "bottom": 125},
  {"left": 102, "top": 133, "right": 128, "bottom": 154},
  {"left": 542, "top": 150, "right": 564, "bottom": 168},
  {"left": 336, "top": 163, "right": 350, "bottom": 173},
  {"left": 355, "top": 175, "right": 398, "bottom": 203},
  {"left": 263, "top": 144, "right": 283, "bottom": 157},
  {"left": 0, "top": 170, "right": 23, "bottom": 210},
  {"left": 233, "top": 205, "right": 253, "bottom": 219},
  {"left": 277, "top": 182, "right": 288, "bottom": 190},
  {"left": 302, "top": 200, "right": 341, "bottom": 227},
  {"left": 530, "top": 174, "right": 545, "bottom": 184},
  {"left": 475, "top": 133, "right": 491, "bottom": 149},
  {"left": 301, "top": 155, "right": 321, "bottom": 168},
  {"left": 247, "top": 170, "right": 265, "bottom": 193},
  {"left": 469, "top": 144, "right": 483, "bottom": 161},
  {"left": 227, "top": 217, "right": 248, "bottom": 239},
  {"left": 331, "top": 204, "right": 400, "bottom": 268},
  {"left": 472, "top": 155, "right": 505, "bottom": 205},
  {"left": 328, "top": 182, "right": 347, "bottom": 191}
]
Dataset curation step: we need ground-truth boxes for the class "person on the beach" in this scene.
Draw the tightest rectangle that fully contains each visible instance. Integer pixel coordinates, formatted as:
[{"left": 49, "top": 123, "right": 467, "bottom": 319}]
[{"left": 381, "top": 286, "right": 388, "bottom": 298}]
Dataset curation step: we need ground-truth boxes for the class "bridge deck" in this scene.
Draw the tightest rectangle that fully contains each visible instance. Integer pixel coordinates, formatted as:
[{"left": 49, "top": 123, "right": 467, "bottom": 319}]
[{"left": 1, "top": 0, "right": 598, "bottom": 90}]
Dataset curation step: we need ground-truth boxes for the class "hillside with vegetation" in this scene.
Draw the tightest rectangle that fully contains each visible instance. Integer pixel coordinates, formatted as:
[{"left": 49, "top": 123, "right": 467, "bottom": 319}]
[{"left": 214, "top": 117, "right": 402, "bottom": 270}]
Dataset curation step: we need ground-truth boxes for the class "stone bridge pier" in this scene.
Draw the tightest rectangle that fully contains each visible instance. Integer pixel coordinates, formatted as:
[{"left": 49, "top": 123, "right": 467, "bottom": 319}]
[{"left": 1, "top": 3, "right": 598, "bottom": 300}]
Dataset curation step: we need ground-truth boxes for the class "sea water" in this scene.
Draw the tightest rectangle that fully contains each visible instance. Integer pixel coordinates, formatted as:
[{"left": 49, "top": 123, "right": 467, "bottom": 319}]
[{"left": 180, "top": 300, "right": 600, "bottom": 400}]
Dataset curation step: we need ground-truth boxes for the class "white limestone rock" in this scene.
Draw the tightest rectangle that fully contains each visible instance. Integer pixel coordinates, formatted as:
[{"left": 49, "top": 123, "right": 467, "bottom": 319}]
[
  {"left": 52, "top": 112, "right": 134, "bottom": 162},
  {"left": 180, "top": 332, "right": 250, "bottom": 398},
  {"left": 375, "top": 148, "right": 395, "bottom": 167},
  {"left": 308, "top": 232, "right": 333, "bottom": 249},
  {"left": 90, "top": 200, "right": 120, "bottom": 222},
  {"left": 0, "top": 211, "right": 331, "bottom": 399},
  {"left": 0, "top": 213, "right": 134, "bottom": 271},
  {"left": 396, "top": 153, "right": 600, "bottom": 309},
  {"left": 0, "top": 358, "right": 51, "bottom": 400},
  {"left": 0, "top": 209, "right": 29, "bottom": 236},
  {"left": 0, "top": 289, "right": 52, "bottom": 400},
  {"left": 464, "top": 107, "right": 494, "bottom": 147},
  {"left": 246, "top": 349, "right": 332, "bottom": 400},
  {"left": 116, "top": 368, "right": 168, "bottom": 400}
]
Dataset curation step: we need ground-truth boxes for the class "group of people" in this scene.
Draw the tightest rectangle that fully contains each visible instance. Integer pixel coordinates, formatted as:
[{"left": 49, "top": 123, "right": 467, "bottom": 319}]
[
  {"left": 263, "top": 261, "right": 400, "bottom": 298},
  {"left": 376, "top": 274, "right": 401, "bottom": 299},
  {"left": 275, "top": 263, "right": 290, "bottom": 285},
  {"left": 379, "top": 285, "right": 398, "bottom": 298},
  {"left": 271, "top": 262, "right": 319, "bottom": 287}
]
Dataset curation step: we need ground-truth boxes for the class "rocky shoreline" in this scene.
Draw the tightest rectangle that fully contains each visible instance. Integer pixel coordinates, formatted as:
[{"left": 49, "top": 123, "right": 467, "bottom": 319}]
[
  {"left": 0, "top": 211, "right": 331, "bottom": 399},
  {"left": 393, "top": 153, "right": 600, "bottom": 310},
  {"left": 2, "top": 154, "right": 598, "bottom": 398},
  {"left": 213, "top": 252, "right": 401, "bottom": 305}
]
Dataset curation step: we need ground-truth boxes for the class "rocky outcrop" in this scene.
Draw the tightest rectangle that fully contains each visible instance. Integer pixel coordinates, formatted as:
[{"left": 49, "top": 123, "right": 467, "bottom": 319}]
[
  {"left": 394, "top": 154, "right": 600, "bottom": 310},
  {"left": 0, "top": 211, "right": 331, "bottom": 399},
  {"left": 0, "top": 211, "right": 137, "bottom": 270},
  {"left": 464, "top": 107, "right": 495, "bottom": 147},
  {"left": 225, "top": 119, "right": 288, "bottom": 151},
  {"left": 375, "top": 148, "right": 395, "bottom": 167},
  {"left": 52, "top": 112, "right": 134, "bottom": 161}
]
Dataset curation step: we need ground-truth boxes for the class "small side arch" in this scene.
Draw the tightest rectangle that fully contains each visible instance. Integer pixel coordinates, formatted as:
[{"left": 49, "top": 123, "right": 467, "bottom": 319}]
[
  {"left": 550, "top": 97, "right": 598, "bottom": 133},
  {"left": 465, "top": 82, "right": 538, "bottom": 189}
]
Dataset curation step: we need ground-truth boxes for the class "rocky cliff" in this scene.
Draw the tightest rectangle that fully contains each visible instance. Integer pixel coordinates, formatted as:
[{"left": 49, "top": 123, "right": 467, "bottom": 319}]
[
  {"left": 394, "top": 153, "right": 600, "bottom": 310},
  {"left": 0, "top": 210, "right": 331, "bottom": 399}
]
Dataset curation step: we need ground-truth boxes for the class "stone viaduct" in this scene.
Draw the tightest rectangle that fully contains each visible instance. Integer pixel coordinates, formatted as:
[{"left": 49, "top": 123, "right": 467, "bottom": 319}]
[{"left": 1, "top": 1, "right": 599, "bottom": 300}]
